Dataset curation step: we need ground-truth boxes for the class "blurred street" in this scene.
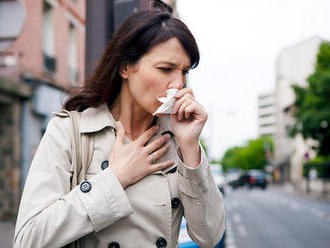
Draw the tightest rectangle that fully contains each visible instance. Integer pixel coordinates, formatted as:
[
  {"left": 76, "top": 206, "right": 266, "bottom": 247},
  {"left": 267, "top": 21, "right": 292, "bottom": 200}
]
[
  {"left": 225, "top": 186, "right": 330, "bottom": 248},
  {"left": 1, "top": 0, "right": 330, "bottom": 247},
  {"left": 1, "top": 185, "right": 330, "bottom": 248},
  {"left": 0, "top": 221, "right": 14, "bottom": 248}
]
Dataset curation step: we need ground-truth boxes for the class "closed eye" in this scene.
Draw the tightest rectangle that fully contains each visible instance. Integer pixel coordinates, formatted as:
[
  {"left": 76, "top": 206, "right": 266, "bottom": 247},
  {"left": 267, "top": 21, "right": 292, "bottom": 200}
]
[
  {"left": 157, "top": 67, "right": 173, "bottom": 72},
  {"left": 157, "top": 67, "right": 190, "bottom": 76}
]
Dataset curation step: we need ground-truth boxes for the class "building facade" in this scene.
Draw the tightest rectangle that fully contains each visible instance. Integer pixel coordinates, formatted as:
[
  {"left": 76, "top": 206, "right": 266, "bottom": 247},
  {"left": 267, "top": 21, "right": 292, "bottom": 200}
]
[
  {"left": 0, "top": 0, "right": 86, "bottom": 220},
  {"left": 274, "top": 37, "right": 322, "bottom": 183},
  {"left": 258, "top": 91, "right": 276, "bottom": 138}
]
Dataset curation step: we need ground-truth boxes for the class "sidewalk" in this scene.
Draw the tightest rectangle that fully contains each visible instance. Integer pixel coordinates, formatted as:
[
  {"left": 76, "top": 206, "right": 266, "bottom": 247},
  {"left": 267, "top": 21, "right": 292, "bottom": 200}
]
[
  {"left": 0, "top": 221, "right": 15, "bottom": 248},
  {"left": 273, "top": 182, "right": 330, "bottom": 202}
]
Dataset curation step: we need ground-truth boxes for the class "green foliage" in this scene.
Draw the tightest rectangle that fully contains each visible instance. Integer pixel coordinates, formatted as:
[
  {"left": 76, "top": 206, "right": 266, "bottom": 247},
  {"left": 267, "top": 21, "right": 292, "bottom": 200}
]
[
  {"left": 199, "top": 138, "right": 208, "bottom": 157},
  {"left": 291, "top": 42, "right": 330, "bottom": 156},
  {"left": 221, "top": 136, "right": 273, "bottom": 171},
  {"left": 303, "top": 156, "right": 330, "bottom": 178},
  {"left": 221, "top": 146, "right": 241, "bottom": 172}
]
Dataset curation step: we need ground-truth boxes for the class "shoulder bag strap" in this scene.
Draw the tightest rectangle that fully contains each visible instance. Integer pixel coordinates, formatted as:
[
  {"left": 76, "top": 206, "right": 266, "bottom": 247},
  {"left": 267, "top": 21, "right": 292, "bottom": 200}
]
[
  {"left": 58, "top": 109, "right": 94, "bottom": 248},
  {"left": 58, "top": 109, "right": 94, "bottom": 188}
]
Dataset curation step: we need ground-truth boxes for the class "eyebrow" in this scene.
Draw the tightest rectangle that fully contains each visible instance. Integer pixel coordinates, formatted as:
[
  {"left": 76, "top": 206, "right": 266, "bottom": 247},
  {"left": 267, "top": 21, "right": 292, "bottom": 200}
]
[{"left": 157, "top": 61, "right": 191, "bottom": 70}]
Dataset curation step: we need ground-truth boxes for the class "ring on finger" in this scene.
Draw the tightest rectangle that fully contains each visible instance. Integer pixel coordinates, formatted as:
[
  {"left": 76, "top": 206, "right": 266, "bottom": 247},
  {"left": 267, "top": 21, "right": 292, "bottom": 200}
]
[{"left": 149, "top": 153, "right": 156, "bottom": 164}]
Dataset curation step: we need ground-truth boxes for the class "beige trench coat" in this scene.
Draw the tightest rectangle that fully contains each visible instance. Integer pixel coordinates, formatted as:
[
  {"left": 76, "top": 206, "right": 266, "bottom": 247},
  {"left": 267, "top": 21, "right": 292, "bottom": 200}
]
[{"left": 14, "top": 103, "right": 225, "bottom": 248}]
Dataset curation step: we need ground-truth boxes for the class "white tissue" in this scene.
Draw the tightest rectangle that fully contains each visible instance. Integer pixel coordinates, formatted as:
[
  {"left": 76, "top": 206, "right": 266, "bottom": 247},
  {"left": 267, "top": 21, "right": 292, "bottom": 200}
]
[{"left": 153, "top": 88, "right": 178, "bottom": 116}]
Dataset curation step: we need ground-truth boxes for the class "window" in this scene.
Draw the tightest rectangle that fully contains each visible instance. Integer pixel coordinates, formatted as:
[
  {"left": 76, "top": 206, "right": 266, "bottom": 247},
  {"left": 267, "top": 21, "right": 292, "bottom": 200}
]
[
  {"left": 259, "top": 103, "right": 273, "bottom": 109},
  {"left": 42, "top": 1, "right": 56, "bottom": 74},
  {"left": 260, "top": 123, "right": 274, "bottom": 128},
  {"left": 259, "top": 113, "right": 272, "bottom": 118},
  {"left": 68, "top": 23, "right": 78, "bottom": 86}
]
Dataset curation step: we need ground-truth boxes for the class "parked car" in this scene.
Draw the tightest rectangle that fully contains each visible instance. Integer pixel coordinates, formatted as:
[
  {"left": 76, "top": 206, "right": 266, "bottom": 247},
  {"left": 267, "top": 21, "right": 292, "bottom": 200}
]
[
  {"left": 225, "top": 168, "right": 242, "bottom": 189},
  {"left": 178, "top": 217, "right": 226, "bottom": 248},
  {"left": 226, "top": 169, "right": 244, "bottom": 189},
  {"left": 246, "top": 170, "right": 268, "bottom": 189},
  {"left": 229, "top": 170, "right": 269, "bottom": 189}
]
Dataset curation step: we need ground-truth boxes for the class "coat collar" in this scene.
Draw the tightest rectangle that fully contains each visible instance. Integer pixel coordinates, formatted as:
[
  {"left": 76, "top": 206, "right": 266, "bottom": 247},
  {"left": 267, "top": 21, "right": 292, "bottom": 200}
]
[
  {"left": 80, "top": 102, "right": 173, "bottom": 136},
  {"left": 80, "top": 103, "right": 116, "bottom": 133}
]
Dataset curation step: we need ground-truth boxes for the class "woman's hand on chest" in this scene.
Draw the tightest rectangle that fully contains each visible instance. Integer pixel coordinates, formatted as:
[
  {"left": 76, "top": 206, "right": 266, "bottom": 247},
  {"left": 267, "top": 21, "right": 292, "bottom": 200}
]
[{"left": 109, "top": 121, "right": 174, "bottom": 188}]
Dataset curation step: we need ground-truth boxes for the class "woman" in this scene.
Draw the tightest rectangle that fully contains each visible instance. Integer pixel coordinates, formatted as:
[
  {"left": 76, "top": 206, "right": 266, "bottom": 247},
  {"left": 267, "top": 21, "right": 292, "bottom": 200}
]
[{"left": 14, "top": 10, "right": 225, "bottom": 248}]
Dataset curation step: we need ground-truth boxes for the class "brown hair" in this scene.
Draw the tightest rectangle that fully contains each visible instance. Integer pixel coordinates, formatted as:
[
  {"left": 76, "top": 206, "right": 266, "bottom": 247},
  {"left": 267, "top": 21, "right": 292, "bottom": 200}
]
[{"left": 64, "top": 10, "right": 199, "bottom": 111}]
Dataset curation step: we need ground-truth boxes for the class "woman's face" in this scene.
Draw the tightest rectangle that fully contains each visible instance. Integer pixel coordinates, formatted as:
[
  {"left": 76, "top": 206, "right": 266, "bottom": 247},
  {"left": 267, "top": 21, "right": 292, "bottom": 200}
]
[{"left": 121, "top": 37, "right": 191, "bottom": 115}]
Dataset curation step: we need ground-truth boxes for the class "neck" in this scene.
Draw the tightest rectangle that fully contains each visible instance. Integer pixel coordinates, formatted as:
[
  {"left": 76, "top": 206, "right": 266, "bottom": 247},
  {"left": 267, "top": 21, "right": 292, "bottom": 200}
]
[{"left": 111, "top": 83, "right": 155, "bottom": 140}]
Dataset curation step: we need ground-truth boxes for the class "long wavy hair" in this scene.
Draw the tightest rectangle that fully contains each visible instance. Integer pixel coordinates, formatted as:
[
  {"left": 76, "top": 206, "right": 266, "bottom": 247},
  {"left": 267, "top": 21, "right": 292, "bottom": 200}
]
[{"left": 64, "top": 10, "right": 199, "bottom": 111}]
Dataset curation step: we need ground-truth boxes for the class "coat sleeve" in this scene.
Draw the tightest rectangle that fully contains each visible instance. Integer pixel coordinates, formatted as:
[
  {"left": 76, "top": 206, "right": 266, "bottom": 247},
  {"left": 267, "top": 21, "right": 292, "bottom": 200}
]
[
  {"left": 176, "top": 144, "right": 225, "bottom": 248},
  {"left": 13, "top": 116, "right": 133, "bottom": 248}
]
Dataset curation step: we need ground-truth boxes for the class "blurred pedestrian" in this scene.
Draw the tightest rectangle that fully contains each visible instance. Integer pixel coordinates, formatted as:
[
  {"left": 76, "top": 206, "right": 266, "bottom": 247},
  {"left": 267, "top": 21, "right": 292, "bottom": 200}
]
[{"left": 14, "top": 10, "right": 225, "bottom": 248}]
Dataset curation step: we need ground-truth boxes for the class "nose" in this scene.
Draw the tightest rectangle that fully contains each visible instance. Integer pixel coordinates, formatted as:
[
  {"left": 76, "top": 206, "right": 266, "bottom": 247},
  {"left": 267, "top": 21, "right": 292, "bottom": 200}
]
[{"left": 168, "top": 76, "right": 185, "bottom": 90}]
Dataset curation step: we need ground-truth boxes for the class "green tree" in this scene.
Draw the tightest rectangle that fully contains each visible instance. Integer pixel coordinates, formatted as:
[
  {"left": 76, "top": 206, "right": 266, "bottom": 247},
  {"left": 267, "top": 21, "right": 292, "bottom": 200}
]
[
  {"left": 221, "top": 146, "right": 242, "bottom": 171},
  {"left": 291, "top": 42, "right": 330, "bottom": 156},
  {"left": 199, "top": 137, "right": 208, "bottom": 158},
  {"left": 221, "top": 136, "right": 273, "bottom": 171}
]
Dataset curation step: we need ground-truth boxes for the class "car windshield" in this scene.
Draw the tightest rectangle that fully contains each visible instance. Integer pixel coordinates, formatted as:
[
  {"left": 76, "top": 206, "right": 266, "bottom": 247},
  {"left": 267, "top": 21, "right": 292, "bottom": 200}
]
[{"left": 250, "top": 170, "right": 264, "bottom": 175}]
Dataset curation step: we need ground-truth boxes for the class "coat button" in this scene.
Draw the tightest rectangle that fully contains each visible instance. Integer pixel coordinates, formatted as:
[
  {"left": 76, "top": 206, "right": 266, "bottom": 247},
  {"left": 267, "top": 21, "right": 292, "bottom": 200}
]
[
  {"left": 171, "top": 197, "right": 181, "bottom": 209},
  {"left": 161, "top": 131, "right": 174, "bottom": 138},
  {"left": 80, "top": 181, "right": 92, "bottom": 193},
  {"left": 108, "top": 241, "right": 120, "bottom": 248},
  {"left": 156, "top": 237, "right": 167, "bottom": 248},
  {"left": 101, "top": 160, "right": 109, "bottom": 170}
]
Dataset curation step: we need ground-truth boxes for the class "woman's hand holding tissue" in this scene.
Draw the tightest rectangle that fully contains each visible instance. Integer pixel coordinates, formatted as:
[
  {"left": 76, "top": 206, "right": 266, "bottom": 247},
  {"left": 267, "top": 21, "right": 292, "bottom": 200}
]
[{"left": 171, "top": 88, "right": 208, "bottom": 168}]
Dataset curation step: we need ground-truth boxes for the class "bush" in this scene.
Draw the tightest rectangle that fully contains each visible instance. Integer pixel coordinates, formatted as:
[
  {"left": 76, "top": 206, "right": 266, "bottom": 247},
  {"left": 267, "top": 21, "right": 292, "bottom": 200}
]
[{"left": 303, "top": 156, "right": 330, "bottom": 178}]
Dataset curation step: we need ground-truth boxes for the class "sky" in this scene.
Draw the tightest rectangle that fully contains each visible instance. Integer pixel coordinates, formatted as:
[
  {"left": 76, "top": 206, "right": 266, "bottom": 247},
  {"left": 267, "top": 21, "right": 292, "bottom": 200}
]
[{"left": 176, "top": 0, "right": 330, "bottom": 160}]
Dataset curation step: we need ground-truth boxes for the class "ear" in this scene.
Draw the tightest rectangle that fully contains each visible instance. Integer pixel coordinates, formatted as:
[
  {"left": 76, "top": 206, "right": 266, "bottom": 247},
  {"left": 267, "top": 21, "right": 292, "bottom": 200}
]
[{"left": 119, "top": 63, "right": 129, "bottom": 79}]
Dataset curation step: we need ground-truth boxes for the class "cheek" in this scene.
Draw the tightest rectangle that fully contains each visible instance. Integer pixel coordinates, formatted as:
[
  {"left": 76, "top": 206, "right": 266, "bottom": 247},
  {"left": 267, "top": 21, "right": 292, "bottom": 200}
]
[
  {"left": 139, "top": 70, "right": 168, "bottom": 98},
  {"left": 130, "top": 70, "right": 167, "bottom": 110}
]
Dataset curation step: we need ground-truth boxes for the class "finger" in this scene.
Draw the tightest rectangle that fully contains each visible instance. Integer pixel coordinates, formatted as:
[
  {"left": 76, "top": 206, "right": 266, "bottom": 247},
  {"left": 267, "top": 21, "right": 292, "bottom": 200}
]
[
  {"left": 149, "top": 160, "right": 175, "bottom": 173},
  {"left": 136, "top": 125, "right": 158, "bottom": 146},
  {"left": 115, "top": 121, "right": 125, "bottom": 145},
  {"left": 184, "top": 102, "right": 208, "bottom": 121},
  {"left": 172, "top": 94, "right": 194, "bottom": 114},
  {"left": 150, "top": 142, "right": 171, "bottom": 162},
  {"left": 175, "top": 88, "right": 194, "bottom": 99},
  {"left": 145, "top": 133, "right": 171, "bottom": 154},
  {"left": 184, "top": 104, "right": 195, "bottom": 119},
  {"left": 147, "top": 153, "right": 155, "bottom": 164},
  {"left": 177, "top": 100, "right": 192, "bottom": 121}
]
